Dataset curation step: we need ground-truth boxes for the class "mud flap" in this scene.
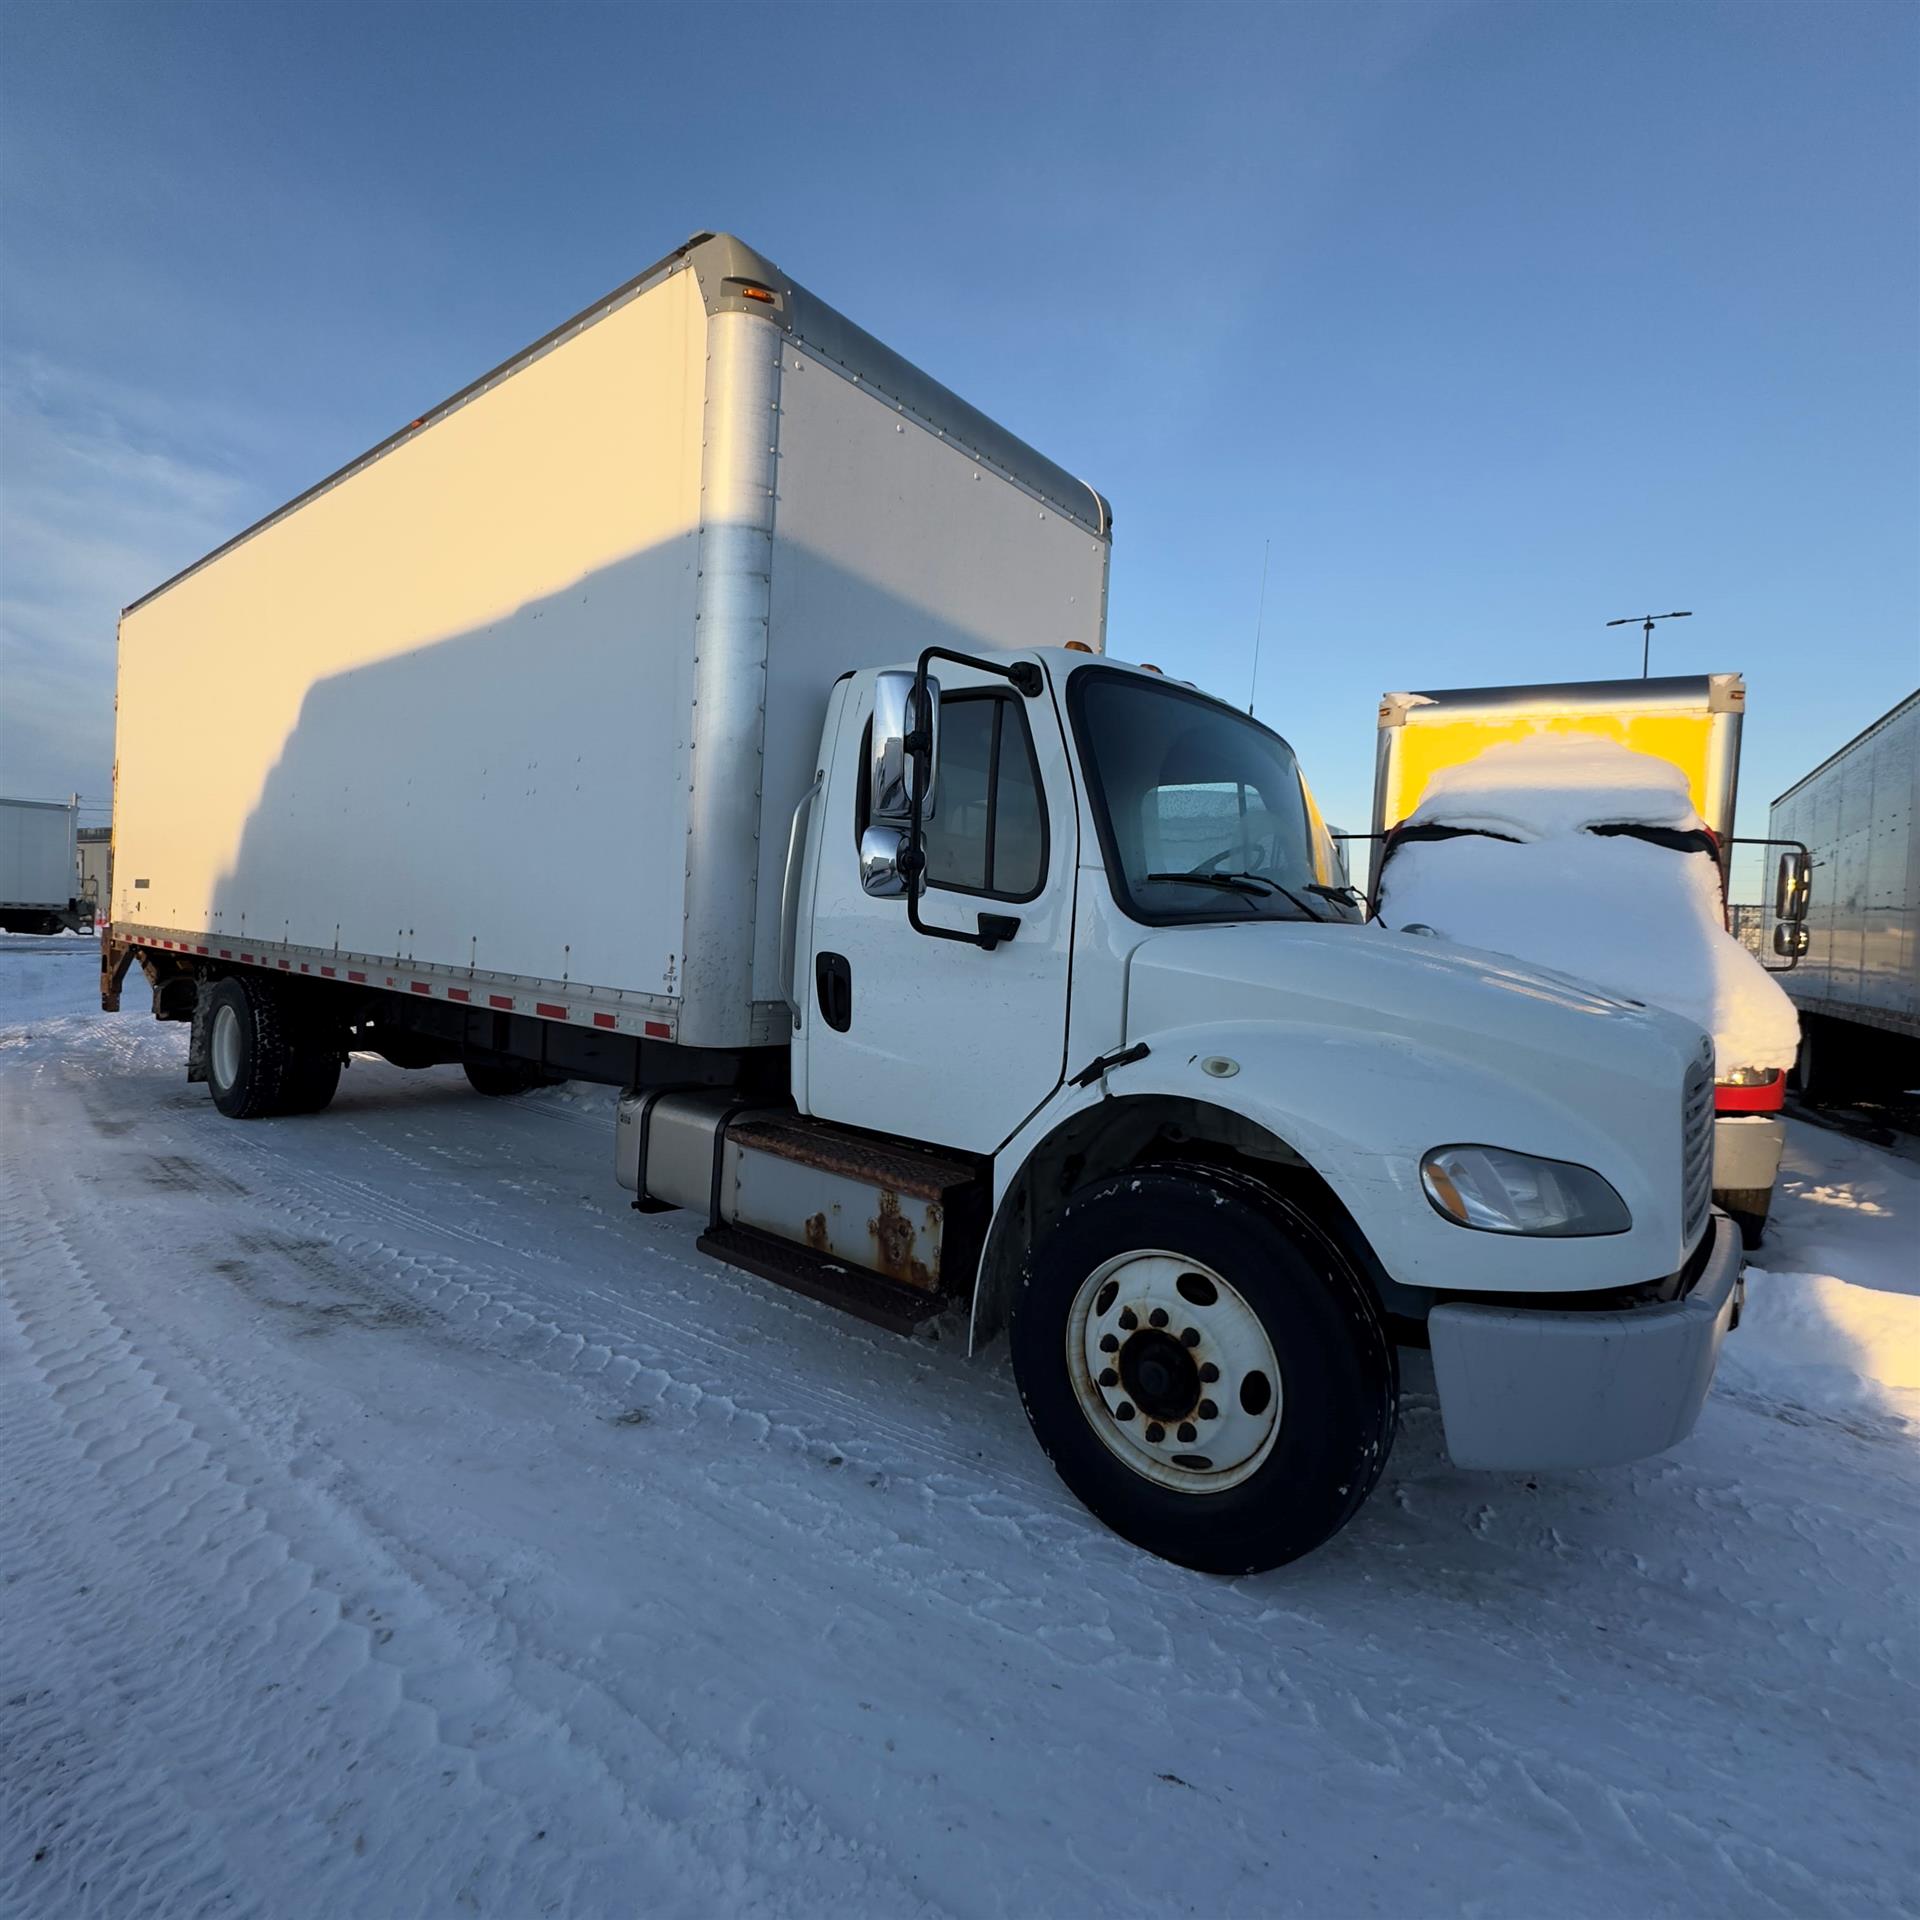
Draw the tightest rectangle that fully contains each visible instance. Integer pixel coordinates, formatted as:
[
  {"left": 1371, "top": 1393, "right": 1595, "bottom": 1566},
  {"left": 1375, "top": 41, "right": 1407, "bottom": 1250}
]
[{"left": 186, "top": 983, "right": 211, "bottom": 1083}]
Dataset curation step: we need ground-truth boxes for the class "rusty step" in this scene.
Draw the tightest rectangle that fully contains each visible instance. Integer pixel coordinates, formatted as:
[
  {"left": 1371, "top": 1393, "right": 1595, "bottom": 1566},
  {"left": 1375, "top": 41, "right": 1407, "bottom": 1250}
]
[
  {"left": 696, "top": 1224, "right": 952, "bottom": 1337},
  {"left": 720, "top": 1116, "right": 988, "bottom": 1297},
  {"left": 723, "top": 1116, "right": 978, "bottom": 1200}
]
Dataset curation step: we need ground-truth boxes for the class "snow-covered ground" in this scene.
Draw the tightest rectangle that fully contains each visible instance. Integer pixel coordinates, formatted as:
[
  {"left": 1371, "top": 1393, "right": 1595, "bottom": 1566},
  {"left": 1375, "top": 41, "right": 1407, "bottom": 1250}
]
[{"left": 2, "top": 931, "right": 1914, "bottom": 1919}]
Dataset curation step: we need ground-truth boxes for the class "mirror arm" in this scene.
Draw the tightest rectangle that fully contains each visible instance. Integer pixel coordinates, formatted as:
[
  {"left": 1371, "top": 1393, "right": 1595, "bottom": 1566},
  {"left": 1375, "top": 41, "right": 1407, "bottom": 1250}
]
[{"left": 900, "top": 645, "right": 1041, "bottom": 952}]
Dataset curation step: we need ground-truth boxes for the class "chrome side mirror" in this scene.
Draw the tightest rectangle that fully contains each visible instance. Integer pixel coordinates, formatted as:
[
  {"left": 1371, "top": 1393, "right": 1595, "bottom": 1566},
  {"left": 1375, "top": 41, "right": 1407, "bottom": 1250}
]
[
  {"left": 860, "top": 826, "right": 908, "bottom": 897},
  {"left": 1775, "top": 849, "right": 1812, "bottom": 922},
  {"left": 869, "top": 672, "right": 939, "bottom": 823},
  {"left": 1773, "top": 920, "right": 1809, "bottom": 958}
]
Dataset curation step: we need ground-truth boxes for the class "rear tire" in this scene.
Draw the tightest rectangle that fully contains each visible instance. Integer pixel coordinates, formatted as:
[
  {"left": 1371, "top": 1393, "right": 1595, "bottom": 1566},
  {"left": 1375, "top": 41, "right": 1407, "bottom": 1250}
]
[
  {"left": 463, "top": 1059, "right": 551, "bottom": 1098},
  {"left": 205, "top": 974, "right": 295, "bottom": 1119},
  {"left": 281, "top": 1037, "right": 343, "bottom": 1114},
  {"left": 1010, "top": 1167, "right": 1396, "bottom": 1574}
]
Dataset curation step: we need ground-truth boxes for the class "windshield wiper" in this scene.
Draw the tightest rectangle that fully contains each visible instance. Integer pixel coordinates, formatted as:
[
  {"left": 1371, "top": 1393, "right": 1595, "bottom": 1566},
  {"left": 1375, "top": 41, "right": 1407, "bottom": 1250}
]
[
  {"left": 1306, "top": 882, "right": 1366, "bottom": 911},
  {"left": 1142, "top": 871, "right": 1329, "bottom": 922},
  {"left": 1144, "top": 871, "right": 1271, "bottom": 895}
]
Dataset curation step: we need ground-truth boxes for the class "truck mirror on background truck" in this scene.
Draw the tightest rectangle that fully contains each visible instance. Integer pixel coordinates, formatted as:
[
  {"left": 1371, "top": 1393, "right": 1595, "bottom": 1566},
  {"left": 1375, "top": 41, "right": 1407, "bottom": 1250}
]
[
  {"left": 870, "top": 672, "right": 940, "bottom": 824},
  {"left": 1773, "top": 921, "right": 1809, "bottom": 959},
  {"left": 1775, "top": 848, "right": 1812, "bottom": 922}
]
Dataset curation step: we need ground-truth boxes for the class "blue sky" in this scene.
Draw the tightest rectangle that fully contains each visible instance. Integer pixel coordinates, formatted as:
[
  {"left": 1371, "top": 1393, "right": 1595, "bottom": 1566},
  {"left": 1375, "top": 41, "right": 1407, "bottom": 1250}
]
[{"left": 2, "top": 0, "right": 1914, "bottom": 885}]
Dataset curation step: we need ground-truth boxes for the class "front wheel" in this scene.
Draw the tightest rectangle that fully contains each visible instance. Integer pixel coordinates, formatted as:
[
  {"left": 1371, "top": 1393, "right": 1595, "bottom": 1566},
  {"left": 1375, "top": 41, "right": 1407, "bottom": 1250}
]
[{"left": 1010, "top": 1167, "right": 1396, "bottom": 1574}]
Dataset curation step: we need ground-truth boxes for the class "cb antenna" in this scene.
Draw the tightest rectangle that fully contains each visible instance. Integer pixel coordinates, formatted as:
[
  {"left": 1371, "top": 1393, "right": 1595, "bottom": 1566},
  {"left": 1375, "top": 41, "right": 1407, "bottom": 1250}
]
[{"left": 1248, "top": 538, "right": 1271, "bottom": 716}]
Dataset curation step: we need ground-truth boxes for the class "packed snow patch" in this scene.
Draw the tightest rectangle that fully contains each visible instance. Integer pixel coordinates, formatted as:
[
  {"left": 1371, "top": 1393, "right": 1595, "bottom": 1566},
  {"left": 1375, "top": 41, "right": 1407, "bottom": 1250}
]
[
  {"left": 2, "top": 936, "right": 1917, "bottom": 1917},
  {"left": 1383, "top": 737, "right": 1799, "bottom": 1073},
  {"left": 1408, "top": 734, "right": 1706, "bottom": 839}
]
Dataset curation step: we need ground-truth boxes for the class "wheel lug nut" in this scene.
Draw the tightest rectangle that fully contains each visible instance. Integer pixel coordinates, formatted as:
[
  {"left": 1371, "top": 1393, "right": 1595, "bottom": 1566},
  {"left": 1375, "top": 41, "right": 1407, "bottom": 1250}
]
[
  {"left": 1198, "top": 1399, "right": 1218, "bottom": 1420},
  {"left": 1115, "top": 1402, "right": 1136, "bottom": 1421},
  {"left": 1098, "top": 1367, "right": 1118, "bottom": 1388},
  {"left": 1149, "top": 1308, "right": 1169, "bottom": 1328},
  {"left": 1181, "top": 1327, "right": 1200, "bottom": 1347},
  {"left": 1145, "top": 1423, "right": 1165, "bottom": 1443},
  {"left": 1177, "top": 1422, "right": 1197, "bottom": 1444},
  {"left": 1099, "top": 1333, "right": 1119, "bottom": 1353},
  {"left": 1118, "top": 1309, "right": 1138, "bottom": 1330},
  {"left": 1199, "top": 1362, "right": 1220, "bottom": 1383}
]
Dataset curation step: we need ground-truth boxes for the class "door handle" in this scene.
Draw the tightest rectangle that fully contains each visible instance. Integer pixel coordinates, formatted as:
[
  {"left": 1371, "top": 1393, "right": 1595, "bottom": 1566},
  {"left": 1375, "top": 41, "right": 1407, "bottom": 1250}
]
[{"left": 815, "top": 952, "right": 853, "bottom": 1032}]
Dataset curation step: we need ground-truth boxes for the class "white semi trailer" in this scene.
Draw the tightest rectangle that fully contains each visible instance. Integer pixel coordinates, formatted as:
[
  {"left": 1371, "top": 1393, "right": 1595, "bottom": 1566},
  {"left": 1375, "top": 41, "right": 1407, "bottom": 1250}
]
[
  {"left": 1, "top": 796, "right": 82, "bottom": 934},
  {"left": 1770, "top": 688, "right": 1920, "bottom": 1094},
  {"left": 106, "top": 232, "right": 1740, "bottom": 1572}
]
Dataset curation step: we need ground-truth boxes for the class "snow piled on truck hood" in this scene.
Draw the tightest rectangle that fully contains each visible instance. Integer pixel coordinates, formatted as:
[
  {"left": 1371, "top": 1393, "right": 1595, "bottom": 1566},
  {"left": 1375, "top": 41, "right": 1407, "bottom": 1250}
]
[
  {"left": 1384, "top": 738, "right": 1799, "bottom": 1073},
  {"left": 1409, "top": 735, "right": 1706, "bottom": 839}
]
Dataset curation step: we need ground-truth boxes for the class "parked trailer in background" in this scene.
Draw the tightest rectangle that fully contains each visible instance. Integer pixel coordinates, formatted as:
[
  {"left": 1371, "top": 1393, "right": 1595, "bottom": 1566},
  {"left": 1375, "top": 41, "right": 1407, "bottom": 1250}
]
[
  {"left": 0, "top": 797, "right": 82, "bottom": 934},
  {"left": 76, "top": 826, "right": 111, "bottom": 924},
  {"left": 1770, "top": 689, "right": 1920, "bottom": 1095},
  {"left": 105, "top": 232, "right": 1742, "bottom": 1573}
]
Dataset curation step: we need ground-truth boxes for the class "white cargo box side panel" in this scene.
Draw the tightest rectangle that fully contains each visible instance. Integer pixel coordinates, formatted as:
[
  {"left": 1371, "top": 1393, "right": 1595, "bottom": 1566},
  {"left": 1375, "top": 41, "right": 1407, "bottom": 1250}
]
[
  {"left": 0, "top": 800, "right": 77, "bottom": 907},
  {"left": 757, "top": 349, "right": 1108, "bottom": 1000},
  {"left": 114, "top": 268, "right": 707, "bottom": 999}
]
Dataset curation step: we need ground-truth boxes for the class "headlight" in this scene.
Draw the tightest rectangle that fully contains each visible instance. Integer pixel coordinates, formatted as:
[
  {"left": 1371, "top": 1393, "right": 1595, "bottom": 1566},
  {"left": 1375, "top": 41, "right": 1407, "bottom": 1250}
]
[
  {"left": 1420, "top": 1144, "right": 1631, "bottom": 1237},
  {"left": 1719, "top": 1066, "right": 1780, "bottom": 1088}
]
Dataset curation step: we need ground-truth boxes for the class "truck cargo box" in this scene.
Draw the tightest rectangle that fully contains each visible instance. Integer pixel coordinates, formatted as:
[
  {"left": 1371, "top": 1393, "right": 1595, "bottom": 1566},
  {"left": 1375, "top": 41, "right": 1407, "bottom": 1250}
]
[
  {"left": 0, "top": 797, "right": 78, "bottom": 928},
  {"left": 112, "top": 232, "right": 1110, "bottom": 1048},
  {"left": 1769, "top": 688, "right": 1920, "bottom": 1044},
  {"left": 1373, "top": 674, "right": 1746, "bottom": 850}
]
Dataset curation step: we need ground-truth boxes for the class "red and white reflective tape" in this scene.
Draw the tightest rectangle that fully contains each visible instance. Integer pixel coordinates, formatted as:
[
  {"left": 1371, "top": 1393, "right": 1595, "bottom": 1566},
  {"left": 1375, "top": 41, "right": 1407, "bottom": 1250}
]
[{"left": 128, "top": 933, "right": 676, "bottom": 1042}]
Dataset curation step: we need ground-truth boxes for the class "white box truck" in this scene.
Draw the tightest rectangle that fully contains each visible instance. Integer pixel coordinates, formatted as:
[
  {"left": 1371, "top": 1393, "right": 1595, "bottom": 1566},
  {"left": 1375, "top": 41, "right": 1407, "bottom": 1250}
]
[
  {"left": 106, "top": 233, "right": 1741, "bottom": 1572},
  {"left": 1770, "top": 688, "right": 1920, "bottom": 1095},
  {"left": 1, "top": 796, "right": 82, "bottom": 934}
]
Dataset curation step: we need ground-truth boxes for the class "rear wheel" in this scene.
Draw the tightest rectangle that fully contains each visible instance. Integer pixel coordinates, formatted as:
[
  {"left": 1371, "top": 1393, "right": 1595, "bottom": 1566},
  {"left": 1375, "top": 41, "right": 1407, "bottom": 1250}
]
[
  {"left": 205, "top": 975, "right": 294, "bottom": 1119},
  {"left": 280, "top": 1031, "right": 343, "bottom": 1114},
  {"left": 463, "top": 1059, "right": 552, "bottom": 1097},
  {"left": 1010, "top": 1167, "right": 1396, "bottom": 1574}
]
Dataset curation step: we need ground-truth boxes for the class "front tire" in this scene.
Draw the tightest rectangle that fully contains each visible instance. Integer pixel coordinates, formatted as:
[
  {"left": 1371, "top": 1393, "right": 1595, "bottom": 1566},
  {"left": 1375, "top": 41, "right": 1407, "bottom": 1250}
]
[{"left": 1010, "top": 1167, "right": 1396, "bottom": 1574}]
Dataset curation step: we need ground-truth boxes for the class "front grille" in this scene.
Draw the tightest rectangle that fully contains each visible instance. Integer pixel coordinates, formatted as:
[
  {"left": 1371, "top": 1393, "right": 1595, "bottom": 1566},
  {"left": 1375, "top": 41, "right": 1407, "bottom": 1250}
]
[{"left": 1682, "top": 1057, "right": 1714, "bottom": 1243}]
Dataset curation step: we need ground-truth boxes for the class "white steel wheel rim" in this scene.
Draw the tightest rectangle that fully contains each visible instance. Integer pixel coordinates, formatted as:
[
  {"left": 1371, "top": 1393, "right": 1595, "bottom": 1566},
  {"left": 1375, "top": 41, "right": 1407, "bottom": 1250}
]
[
  {"left": 211, "top": 1003, "right": 242, "bottom": 1090},
  {"left": 1065, "top": 1250, "right": 1283, "bottom": 1494}
]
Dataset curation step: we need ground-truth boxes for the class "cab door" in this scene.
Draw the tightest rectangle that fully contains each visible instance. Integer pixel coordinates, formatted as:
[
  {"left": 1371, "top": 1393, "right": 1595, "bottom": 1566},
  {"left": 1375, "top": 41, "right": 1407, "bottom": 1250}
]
[{"left": 801, "top": 662, "right": 1077, "bottom": 1154}]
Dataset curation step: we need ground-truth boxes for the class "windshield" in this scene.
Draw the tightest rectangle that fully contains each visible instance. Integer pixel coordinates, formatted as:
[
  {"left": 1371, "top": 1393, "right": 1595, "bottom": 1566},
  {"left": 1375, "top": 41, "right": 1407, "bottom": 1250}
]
[{"left": 1069, "top": 668, "right": 1356, "bottom": 925}]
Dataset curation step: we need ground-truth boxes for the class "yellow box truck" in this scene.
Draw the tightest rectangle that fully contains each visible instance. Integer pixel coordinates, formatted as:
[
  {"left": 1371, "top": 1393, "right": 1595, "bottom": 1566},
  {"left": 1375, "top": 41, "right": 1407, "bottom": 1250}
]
[{"left": 1370, "top": 673, "right": 1806, "bottom": 1248}]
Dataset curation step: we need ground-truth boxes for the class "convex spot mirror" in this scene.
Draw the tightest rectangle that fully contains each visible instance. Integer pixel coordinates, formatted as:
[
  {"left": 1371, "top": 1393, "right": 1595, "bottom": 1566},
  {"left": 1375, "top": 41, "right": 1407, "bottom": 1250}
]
[
  {"left": 870, "top": 672, "right": 940, "bottom": 824},
  {"left": 860, "top": 826, "right": 908, "bottom": 898},
  {"left": 1775, "top": 849, "right": 1812, "bottom": 923},
  {"left": 1773, "top": 921, "right": 1809, "bottom": 958}
]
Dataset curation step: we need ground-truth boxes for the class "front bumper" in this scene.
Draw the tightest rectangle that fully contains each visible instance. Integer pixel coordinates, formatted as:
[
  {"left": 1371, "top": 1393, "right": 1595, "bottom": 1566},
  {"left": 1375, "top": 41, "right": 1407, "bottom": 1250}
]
[{"left": 1427, "top": 1213, "right": 1742, "bottom": 1470}]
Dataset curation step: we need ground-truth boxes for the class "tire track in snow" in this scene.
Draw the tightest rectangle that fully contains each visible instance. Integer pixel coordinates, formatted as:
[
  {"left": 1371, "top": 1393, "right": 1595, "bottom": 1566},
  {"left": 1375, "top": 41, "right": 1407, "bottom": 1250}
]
[
  {"left": 179, "top": 1076, "right": 1909, "bottom": 1915},
  {"left": 0, "top": 1132, "right": 946, "bottom": 1919},
  {"left": 8, "top": 1017, "right": 1914, "bottom": 1917}
]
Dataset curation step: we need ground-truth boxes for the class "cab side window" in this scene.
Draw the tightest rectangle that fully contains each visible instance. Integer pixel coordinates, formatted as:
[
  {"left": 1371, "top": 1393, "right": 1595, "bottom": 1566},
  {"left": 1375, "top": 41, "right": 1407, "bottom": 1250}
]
[{"left": 920, "top": 694, "right": 1047, "bottom": 901}]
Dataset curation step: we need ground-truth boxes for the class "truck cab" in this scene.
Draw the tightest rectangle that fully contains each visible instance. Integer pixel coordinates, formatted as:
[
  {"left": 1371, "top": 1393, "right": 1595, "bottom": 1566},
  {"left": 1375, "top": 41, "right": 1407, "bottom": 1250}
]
[{"left": 623, "top": 646, "right": 1740, "bottom": 1572}]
